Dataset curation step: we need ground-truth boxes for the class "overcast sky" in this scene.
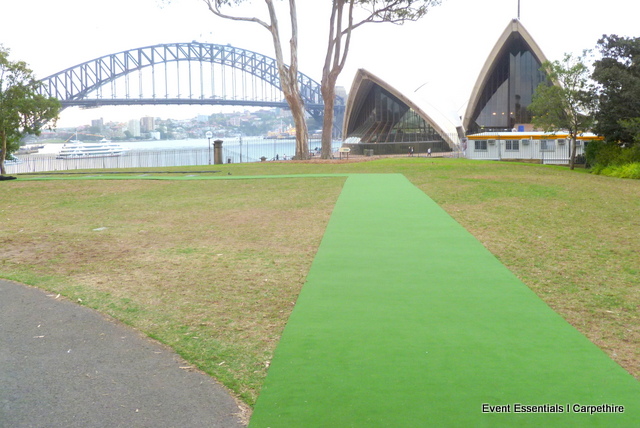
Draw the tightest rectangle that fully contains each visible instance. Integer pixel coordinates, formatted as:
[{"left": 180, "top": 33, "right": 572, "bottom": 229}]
[{"left": 2, "top": 0, "right": 637, "bottom": 128}]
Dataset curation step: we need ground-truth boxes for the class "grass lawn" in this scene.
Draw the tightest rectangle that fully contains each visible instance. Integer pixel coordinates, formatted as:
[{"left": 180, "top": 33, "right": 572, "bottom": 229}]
[{"left": 1, "top": 158, "right": 638, "bottom": 407}]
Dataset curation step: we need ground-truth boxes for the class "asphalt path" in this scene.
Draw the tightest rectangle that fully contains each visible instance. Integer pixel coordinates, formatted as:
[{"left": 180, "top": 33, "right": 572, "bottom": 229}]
[{"left": 0, "top": 279, "right": 247, "bottom": 428}]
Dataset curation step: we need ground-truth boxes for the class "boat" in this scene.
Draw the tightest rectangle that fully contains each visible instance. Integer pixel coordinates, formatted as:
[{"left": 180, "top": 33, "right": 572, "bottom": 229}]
[
  {"left": 4, "top": 157, "right": 23, "bottom": 166},
  {"left": 16, "top": 144, "right": 45, "bottom": 154},
  {"left": 56, "top": 138, "right": 127, "bottom": 159},
  {"left": 264, "top": 122, "right": 296, "bottom": 139}
]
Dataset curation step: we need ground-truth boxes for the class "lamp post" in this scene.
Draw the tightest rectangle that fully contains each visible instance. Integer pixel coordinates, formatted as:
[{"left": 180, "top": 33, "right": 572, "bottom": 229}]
[{"left": 206, "top": 131, "right": 213, "bottom": 165}]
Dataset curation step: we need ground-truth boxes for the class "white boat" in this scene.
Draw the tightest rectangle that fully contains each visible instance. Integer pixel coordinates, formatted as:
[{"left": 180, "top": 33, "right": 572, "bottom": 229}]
[
  {"left": 4, "top": 157, "right": 23, "bottom": 165},
  {"left": 57, "top": 138, "right": 127, "bottom": 159}
]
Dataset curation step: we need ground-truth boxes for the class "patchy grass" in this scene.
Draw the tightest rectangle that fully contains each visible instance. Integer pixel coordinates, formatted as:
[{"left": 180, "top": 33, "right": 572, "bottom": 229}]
[
  {"left": 403, "top": 160, "right": 640, "bottom": 376},
  {"left": 2, "top": 158, "right": 638, "bottom": 405},
  {"left": 1, "top": 176, "right": 345, "bottom": 404}
]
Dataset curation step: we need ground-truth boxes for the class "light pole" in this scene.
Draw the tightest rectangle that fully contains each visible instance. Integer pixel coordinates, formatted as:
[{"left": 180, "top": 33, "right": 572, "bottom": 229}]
[{"left": 206, "top": 131, "right": 213, "bottom": 165}]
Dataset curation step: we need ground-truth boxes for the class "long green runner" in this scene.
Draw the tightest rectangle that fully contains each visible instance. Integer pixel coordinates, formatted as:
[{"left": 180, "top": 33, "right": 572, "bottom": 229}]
[{"left": 250, "top": 174, "right": 639, "bottom": 427}]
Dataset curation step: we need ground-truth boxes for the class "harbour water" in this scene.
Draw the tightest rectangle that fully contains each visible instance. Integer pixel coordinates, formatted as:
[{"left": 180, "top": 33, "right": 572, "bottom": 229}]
[{"left": 6, "top": 137, "right": 342, "bottom": 174}]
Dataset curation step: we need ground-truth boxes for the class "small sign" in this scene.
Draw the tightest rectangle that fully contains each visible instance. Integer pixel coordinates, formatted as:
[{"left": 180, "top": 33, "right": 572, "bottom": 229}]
[{"left": 338, "top": 147, "right": 350, "bottom": 160}]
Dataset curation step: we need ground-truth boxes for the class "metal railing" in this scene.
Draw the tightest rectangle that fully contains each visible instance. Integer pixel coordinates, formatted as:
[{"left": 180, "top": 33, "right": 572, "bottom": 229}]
[{"left": 4, "top": 138, "right": 339, "bottom": 174}]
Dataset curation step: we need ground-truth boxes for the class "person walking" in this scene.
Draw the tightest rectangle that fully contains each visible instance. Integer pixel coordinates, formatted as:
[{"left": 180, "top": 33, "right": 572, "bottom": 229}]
[{"left": 427, "top": 147, "right": 432, "bottom": 157}]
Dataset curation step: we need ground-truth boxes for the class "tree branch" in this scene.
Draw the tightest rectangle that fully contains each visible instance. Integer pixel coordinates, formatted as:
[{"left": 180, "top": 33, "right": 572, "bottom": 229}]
[
  {"left": 336, "top": 0, "right": 355, "bottom": 72},
  {"left": 323, "top": 1, "right": 339, "bottom": 78},
  {"left": 200, "top": 0, "right": 270, "bottom": 31},
  {"left": 347, "top": 0, "right": 438, "bottom": 33},
  {"left": 288, "top": 0, "right": 299, "bottom": 77}
]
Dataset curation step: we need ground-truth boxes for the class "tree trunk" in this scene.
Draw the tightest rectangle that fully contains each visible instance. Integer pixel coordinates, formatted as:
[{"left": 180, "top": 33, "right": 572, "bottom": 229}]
[
  {"left": 264, "top": 0, "right": 308, "bottom": 160},
  {"left": 279, "top": 63, "right": 309, "bottom": 160},
  {"left": 570, "top": 135, "right": 577, "bottom": 170},
  {"left": 0, "top": 131, "right": 7, "bottom": 176},
  {"left": 285, "top": 88, "right": 309, "bottom": 159},
  {"left": 320, "top": 78, "right": 337, "bottom": 159}
]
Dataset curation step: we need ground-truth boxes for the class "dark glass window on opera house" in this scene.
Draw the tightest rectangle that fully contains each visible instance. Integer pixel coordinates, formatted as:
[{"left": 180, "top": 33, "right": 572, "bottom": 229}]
[
  {"left": 346, "top": 86, "right": 448, "bottom": 151},
  {"left": 467, "top": 35, "right": 546, "bottom": 134}
]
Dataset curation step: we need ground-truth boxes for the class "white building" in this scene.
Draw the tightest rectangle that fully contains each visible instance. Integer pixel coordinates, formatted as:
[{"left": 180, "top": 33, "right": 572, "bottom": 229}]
[
  {"left": 127, "top": 119, "right": 141, "bottom": 137},
  {"left": 464, "top": 132, "right": 602, "bottom": 164}
]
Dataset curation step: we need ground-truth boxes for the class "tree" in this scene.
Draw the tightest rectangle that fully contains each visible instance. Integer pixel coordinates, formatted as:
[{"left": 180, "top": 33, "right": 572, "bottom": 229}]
[
  {"left": 529, "top": 51, "right": 597, "bottom": 170},
  {"left": 200, "top": 0, "right": 310, "bottom": 159},
  {"left": 0, "top": 46, "right": 60, "bottom": 176},
  {"left": 320, "top": 0, "right": 440, "bottom": 159},
  {"left": 196, "top": 1, "right": 440, "bottom": 160},
  {"left": 591, "top": 34, "right": 640, "bottom": 146}
]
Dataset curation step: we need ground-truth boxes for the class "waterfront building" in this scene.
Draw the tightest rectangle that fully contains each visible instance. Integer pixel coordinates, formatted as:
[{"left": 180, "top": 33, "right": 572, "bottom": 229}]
[
  {"left": 340, "top": 19, "right": 553, "bottom": 156},
  {"left": 463, "top": 19, "right": 549, "bottom": 134},
  {"left": 342, "top": 69, "right": 461, "bottom": 155},
  {"left": 128, "top": 119, "right": 141, "bottom": 137},
  {"left": 91, "top": 118, "right": 104, "bottom": 132},
  {"left": 460, "top": 20, "right": 593, "bottom": 165},
  {"left": 141, "top": 116, "right": 156, "bottom": 133}
]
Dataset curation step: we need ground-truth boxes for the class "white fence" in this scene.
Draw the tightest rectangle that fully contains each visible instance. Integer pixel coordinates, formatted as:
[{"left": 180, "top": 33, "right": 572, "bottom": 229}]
[
  {"left": 465, "top": 137, "right": 586, "bottom": 165},
  {"left": 5, "top": 138, "right": 337, "bottom": 174}
]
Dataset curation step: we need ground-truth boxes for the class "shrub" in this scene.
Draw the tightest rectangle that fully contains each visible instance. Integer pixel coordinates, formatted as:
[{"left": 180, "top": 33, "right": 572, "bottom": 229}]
[
  {"left": 614, "top": 162, "right": 640, "bottom": 179},
  {"left": 586, "top": 141, "right": 640, "bottom": 178},
  {"left": 592, "top": 162, "right": 640, "bottom": 179}
]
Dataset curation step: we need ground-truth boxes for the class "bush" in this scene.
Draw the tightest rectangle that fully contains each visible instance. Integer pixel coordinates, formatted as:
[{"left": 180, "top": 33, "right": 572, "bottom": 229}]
[
  {"left": 592, "top": 162, "right": 640, "bottom": 179},
  {"left": 586, "top": 141, "right": 640, "bottom": 178},
  {"left": 587, "top": 141, "right": 635, "bottom": 166},
  {"left": 612, "top": 163, "right": 640, "bottom": 179}
]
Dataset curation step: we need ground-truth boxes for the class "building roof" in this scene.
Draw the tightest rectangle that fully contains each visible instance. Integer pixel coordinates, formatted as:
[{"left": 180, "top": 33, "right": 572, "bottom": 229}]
[
  {"left": 467, "top": 131, "right": 603, "bottom": 140},
  {"left": 462, "top": 19, "right": 549, "bottom": 132},
  {"left": 343, "top": 68, "right": 462, "bottom": 148}
]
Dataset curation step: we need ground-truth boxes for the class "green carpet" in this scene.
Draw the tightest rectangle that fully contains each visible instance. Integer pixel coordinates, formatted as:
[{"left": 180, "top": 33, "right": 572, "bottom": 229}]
[{"left": 249, "top": 174, "right": 639, "bottom": 427}]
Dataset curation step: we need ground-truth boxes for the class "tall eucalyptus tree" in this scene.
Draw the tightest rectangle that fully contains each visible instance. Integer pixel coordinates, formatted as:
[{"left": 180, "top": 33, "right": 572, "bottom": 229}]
[{"left": 320, "top": 0, "right": 441, "bottom": 158}]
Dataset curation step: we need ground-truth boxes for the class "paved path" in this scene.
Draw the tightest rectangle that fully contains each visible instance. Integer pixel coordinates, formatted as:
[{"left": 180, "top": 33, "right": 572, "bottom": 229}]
[{"left": 0, "top": 279, "right": 246, "bottom": 428}]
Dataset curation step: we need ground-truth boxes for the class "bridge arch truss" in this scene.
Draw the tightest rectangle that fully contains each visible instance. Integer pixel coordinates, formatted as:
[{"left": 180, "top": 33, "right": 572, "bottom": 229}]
[{"left": 39, "top": 42, "right": 328, "bottom": 116}]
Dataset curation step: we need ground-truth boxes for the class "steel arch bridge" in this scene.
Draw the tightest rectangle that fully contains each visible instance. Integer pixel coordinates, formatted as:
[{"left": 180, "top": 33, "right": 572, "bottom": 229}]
[{"left": 38, "top": 42, "right": 343, "bottom": 120}]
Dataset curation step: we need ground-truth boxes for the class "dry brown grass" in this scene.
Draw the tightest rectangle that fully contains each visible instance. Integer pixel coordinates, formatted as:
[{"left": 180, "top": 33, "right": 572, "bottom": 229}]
[
  {"left": 2, "top": 158, "right": 638, "bottom": 406},
  {"left": 1, "top": 176, "right": 345, "bottom": 404}
]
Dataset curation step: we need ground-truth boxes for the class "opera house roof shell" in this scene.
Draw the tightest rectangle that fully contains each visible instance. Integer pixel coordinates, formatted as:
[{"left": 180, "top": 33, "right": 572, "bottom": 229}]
[
  {"left": 341, "top": 19, "right": 550, "bottom": 148},
  {"left": 463, "top": 19, "right": 549, "bottom": 133},
  {"left": 342, "top": 68, "right": 462, "bottom": 150}
]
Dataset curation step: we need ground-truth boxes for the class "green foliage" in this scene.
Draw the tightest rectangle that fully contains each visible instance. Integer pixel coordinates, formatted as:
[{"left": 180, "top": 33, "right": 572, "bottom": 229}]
[
  {"left": 529, "top": 52, "right": 596, "bottom": 134},
  {"left": 586, "top": 139, "right": 640, "bottom": 176},
  {"left": 618, "top": 117, "right": 640, "bottom": 144},
  {"left": 588, "top": 36, "right": 640, "bottom": 177},
  {"left": 592, "top": 34, "right": 640, "bottom": 146},
  {"left": 0, "top": 45, "right": 61, "bottom": 174},
  {"left": 529, "top": 51, "right": 597, "bottom": 169},
  {"left": 355, "top": 0, "right": 441, "bottom": 23},
  {"left": 592, "top": 162, "right": 640, "bottom": 179}
]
